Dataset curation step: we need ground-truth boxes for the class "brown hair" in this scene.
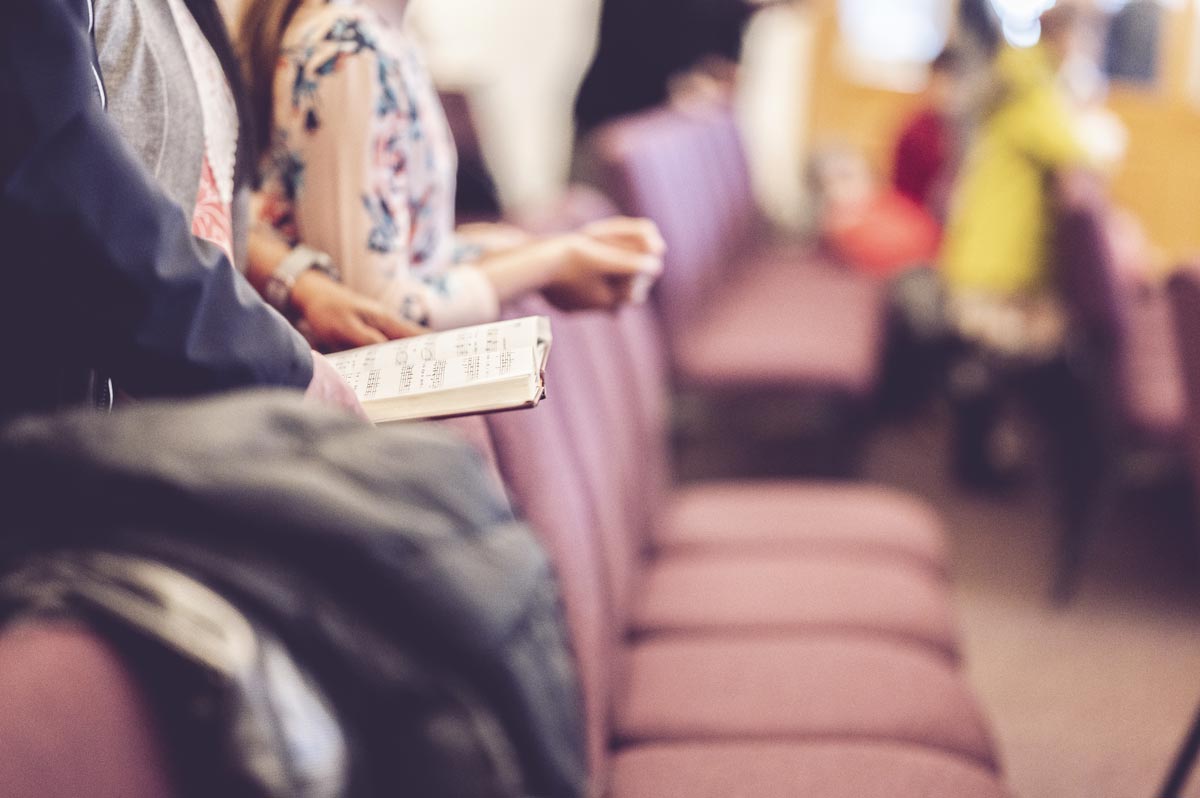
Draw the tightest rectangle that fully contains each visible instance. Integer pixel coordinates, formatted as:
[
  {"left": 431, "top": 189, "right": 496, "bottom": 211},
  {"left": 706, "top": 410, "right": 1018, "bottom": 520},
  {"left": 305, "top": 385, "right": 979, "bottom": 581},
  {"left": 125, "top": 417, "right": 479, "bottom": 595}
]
[{"left": 237, "top": 0, "right": 305, "bottom": 164}]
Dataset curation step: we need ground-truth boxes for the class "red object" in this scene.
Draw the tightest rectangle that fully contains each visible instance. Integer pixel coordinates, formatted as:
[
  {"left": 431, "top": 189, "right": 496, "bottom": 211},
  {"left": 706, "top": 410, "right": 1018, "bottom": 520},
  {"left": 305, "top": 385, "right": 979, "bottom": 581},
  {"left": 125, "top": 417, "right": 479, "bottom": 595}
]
[
  {"left": 894, "top": 109, "right": 950, "bottom": 209},
  {"left": 826, "top": 191, "right": 942, "bottom": 279}
]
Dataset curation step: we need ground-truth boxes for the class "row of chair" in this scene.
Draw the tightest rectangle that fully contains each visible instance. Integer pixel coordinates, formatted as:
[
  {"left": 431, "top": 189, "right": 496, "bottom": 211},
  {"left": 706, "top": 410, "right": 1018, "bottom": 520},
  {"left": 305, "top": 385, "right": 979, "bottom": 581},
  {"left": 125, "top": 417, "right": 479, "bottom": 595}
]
[
  {"left": 1053, "top": 185, "right": 1188, "bottom": 598},
  {"left": 490, "top": 108, "right": 1002, "bottom": 791},
  {"left": 589, "top": 102, "right": 890, "bottom": 475},
  {"left": 470, "top": 288, "right": 1006, "bottom": 796},
  {"left": 447, "top": 100, "right": 1007, "bottom": 794}
]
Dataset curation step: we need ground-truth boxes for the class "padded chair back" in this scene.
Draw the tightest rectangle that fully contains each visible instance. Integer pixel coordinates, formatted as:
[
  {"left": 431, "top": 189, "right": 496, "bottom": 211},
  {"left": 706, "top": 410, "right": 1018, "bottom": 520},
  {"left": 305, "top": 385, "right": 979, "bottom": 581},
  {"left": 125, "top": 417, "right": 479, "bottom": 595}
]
[
  {"left": 574, "top": 307, "right": 674, "bottom": 544},
  {"left": 484, "top": 298, "right": 679, "bottom": 790},
  {"left": 1168, "top": 267, "right": 1200, "bottom": 499},
  {"left": 701, "top": 105, "right": 758, "bottom": 255},
  {"left": 538, "top": 305, "right": 644, "bottom": 621},
  {"left": 484, "top": 300, "right": 621, "bottom": 788},
  {"left": 1054, "top": 187, "right": 1127, "bottom": 349},
  {"left": 591, "top": 104, "right": 751, "bottom": 337}
]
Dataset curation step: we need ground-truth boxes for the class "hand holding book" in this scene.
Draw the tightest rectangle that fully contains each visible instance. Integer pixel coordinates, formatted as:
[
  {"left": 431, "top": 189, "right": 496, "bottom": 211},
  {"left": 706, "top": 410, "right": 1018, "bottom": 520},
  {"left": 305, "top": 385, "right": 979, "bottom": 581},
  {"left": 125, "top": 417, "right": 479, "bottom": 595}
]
[{"left": 324, "top": 317, "right": 552, "bottom": 424}]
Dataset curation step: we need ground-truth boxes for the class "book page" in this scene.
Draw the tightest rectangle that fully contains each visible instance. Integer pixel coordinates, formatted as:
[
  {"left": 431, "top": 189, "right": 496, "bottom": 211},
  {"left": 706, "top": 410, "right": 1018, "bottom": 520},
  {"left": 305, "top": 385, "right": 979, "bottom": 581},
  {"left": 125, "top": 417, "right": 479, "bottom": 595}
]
[{"left": 327, "top": 317, "right": 545, "bottom": 403}]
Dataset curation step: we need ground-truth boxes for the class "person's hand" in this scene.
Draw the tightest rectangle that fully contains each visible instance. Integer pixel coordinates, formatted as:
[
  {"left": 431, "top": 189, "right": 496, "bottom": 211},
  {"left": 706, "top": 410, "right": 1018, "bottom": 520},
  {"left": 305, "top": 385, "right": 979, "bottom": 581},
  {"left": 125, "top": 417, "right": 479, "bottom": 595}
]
[
  {"left": 542, "top": 232, "right": 664, "bottom": 312},
  {"left": 291, "top": 270, "right": 425, "bottom": 352},
  {"left": 304, "top": 350, "right": 368, "bottom": 420},
  {"left": 579, "top": 216, "right": 667, "bottom": 259}
]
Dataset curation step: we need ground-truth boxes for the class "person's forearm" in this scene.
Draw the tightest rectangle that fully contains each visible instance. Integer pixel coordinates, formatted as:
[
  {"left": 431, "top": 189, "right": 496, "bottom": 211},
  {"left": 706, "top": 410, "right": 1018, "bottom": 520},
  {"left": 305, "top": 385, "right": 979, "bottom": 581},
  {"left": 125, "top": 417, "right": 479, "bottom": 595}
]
[
  {"left": 246, "top": 226, "right": 294, "bottom": 295},
  {"left": 475, "top": 235, "right": 572, "bottom": 303}
]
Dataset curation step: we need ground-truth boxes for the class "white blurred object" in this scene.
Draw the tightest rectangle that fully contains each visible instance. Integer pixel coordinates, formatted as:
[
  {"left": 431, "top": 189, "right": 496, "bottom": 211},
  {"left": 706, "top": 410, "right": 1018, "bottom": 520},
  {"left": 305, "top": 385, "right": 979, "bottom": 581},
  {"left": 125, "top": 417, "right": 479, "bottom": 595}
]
[
  {"left": 840, "top": 0, "right": 951, "bottom": 63},
  {"left": 737, "top": 3, "right": 816, "bottom": 230},
  {"left": 836, "top": 0, "right": 953, "bottom": 91},
  {"left": 1073, "top": 107, "right": 1129, "bottom": 169},
  {"left": 408, "top": 0, "right": 602, "bottom": 211}
]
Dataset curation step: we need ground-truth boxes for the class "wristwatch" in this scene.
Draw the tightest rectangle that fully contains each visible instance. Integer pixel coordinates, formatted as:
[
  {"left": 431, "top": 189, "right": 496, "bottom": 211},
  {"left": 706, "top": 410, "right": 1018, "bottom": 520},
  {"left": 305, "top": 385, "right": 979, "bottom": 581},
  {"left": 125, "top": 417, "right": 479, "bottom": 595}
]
[{"left": 264, "top": 244, "right": 339, "bottom": 316}]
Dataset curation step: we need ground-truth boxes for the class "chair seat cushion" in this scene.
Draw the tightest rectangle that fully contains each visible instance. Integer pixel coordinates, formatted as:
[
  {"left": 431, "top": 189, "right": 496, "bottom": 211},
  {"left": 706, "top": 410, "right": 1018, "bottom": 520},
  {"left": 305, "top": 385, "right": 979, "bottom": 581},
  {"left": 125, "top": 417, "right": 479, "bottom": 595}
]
[
  {"left": 674, "top": 256, "right": 886, "bottom": 398},
  {"left": 1117, "top": 288, "right": 1186, "bottom": 443},
  {"left": 616, "top": 637, "right": 996, "bottom": 770},
  {"left": 0, "top": 622, "right": 174, "bottom": 798},
  {"left": 611, "top": 741, "right": 1009, "bottom": 798},
  {"left": 659, "top": 482, "right": 948, "bottom": 574},
  {"left": 632, "top": 554, "right": 959, "bottom": 659}
]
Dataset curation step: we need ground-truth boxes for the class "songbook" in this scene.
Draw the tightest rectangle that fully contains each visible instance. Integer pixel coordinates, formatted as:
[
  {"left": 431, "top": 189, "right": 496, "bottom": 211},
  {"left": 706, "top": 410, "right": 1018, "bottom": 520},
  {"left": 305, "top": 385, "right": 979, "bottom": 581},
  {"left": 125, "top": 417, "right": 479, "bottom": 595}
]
[{"left": 326, "top": 316, "right": 552, "bottom": 424}]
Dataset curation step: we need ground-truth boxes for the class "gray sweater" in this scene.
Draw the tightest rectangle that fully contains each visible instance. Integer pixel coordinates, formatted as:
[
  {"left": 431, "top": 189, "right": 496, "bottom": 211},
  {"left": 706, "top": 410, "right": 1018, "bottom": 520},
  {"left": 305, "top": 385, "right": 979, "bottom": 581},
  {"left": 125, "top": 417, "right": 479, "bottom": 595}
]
[{"left": 94, "top": 0, "right": 249, "bottom": 268}]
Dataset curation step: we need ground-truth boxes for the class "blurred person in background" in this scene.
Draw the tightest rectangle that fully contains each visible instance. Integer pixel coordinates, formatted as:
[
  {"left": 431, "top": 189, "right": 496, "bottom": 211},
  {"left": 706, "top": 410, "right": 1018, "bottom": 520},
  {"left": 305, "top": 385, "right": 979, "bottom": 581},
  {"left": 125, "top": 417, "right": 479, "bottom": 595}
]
[
  {"left": 893, "top": 46, "right": 965, "bottom": 220},
  {"left": 808, "top": 145, "right": 941, "bottom": 281},
  {"left": 0, "top": 0, "right": 362, "bottom": 420},
  {"left": 573, "top": 0, "right": 769, "bottom": 138},
  {"left": 240, "top": 0, "right": 665, "bottom": 334},
  {"left": 940, "top": 4, "right": 1102, "bottom": 508},
  {"left": 1052, "top": 5, "right": 1160, "bottom": 286}
]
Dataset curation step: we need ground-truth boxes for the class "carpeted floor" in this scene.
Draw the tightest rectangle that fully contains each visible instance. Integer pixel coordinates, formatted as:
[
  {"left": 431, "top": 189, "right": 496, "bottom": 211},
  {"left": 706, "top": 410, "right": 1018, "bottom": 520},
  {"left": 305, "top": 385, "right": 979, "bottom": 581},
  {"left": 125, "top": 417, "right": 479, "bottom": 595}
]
[{"left": 863, "top": 404, "right": 1200, "bottom": 798}]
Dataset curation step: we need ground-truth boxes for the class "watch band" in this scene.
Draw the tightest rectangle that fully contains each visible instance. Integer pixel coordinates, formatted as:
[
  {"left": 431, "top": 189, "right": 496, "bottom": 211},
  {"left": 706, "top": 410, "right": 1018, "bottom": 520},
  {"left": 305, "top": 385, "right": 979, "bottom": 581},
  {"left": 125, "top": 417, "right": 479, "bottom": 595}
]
[{"left": 264, "top": 245, "right": 338, "bottom": 316}]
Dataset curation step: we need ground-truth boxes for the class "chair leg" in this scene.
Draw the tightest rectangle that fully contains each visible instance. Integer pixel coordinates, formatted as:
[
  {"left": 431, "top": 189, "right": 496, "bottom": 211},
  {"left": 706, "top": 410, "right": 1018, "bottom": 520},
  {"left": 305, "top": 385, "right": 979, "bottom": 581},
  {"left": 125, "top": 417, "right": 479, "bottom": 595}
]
[
  {"left": 1050, "top": 522, "right": 1086, "bottom": 605},
  {"left": 1050, "top": 467, "right": 1116, "bottom": 606},
  {"left": 1159, "top": 700, "right": 1200, "bottom": 798},
  {"left": 1030, "top": 353, "right": 1114, "bottom": 607}
]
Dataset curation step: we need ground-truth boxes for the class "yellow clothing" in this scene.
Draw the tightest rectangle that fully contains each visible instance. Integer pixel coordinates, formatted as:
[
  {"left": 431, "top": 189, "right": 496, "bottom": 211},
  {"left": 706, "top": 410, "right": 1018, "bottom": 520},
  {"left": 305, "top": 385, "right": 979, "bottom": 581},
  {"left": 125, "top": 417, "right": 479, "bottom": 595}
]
[{"left": 942, "top": 45, "right": 1087, "bottom": 297}]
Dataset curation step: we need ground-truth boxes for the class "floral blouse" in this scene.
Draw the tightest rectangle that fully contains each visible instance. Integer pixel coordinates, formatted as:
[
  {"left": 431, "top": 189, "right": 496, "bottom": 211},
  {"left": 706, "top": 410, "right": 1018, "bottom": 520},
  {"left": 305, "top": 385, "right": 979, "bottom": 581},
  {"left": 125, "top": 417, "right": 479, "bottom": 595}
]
[{"left": 258, "top": 0, "right": 498, "bottom": 329}]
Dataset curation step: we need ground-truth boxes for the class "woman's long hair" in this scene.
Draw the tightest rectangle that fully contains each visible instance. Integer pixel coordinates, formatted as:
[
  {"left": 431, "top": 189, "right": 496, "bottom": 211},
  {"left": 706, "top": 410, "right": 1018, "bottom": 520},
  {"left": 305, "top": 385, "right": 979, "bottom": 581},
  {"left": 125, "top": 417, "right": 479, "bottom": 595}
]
[
  {"left": 183, "top": 0, "right": 258, "bottom": 189},
  {"left": 237, "top": 0, "right": 305, "bottom": 161}
]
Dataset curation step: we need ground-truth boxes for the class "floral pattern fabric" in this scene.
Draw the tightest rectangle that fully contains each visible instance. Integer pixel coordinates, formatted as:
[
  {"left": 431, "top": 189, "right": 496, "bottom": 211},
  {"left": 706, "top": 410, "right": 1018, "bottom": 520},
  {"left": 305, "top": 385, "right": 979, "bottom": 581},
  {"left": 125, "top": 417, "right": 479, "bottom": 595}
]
[{"left": 258, "top": 0, "right": 498, "bottom": 329}]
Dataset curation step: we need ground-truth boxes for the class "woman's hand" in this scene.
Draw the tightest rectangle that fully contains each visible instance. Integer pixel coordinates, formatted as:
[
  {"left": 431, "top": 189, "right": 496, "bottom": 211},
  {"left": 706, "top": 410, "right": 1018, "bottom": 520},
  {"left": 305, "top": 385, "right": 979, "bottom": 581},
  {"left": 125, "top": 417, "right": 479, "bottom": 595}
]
[
  {"left": 474, "top": 215, "right": 664, "bottom": 311},
  {"left": 579, "top": 216, "right": 667, "bottom": 259},
  {"left": 542, "top": 231, "right": 664, "bottom": 312},
  {"left": 304, "top": 350, "right": 368, "bottom": 420},
  {"left": 291, "top": 270, "right": 426, "bottom": 352}
]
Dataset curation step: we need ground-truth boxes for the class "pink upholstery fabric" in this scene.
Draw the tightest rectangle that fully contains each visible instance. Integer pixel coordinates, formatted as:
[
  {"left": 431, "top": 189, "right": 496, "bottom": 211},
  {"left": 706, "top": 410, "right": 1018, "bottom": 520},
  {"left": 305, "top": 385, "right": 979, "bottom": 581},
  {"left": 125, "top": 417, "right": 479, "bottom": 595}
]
[
  {"left": 486, "top": 302, "right": 620, "bottom": 783},
  {"left": 1169, "top": 267, "right": 1200, "bottom": 502},
  {"left": 1055, "top": 191, "right": 1184, "bottom": 446},
  {"left": 591, "top": 109, "right": 739, "bottom": 335},
  {"left": 611, "top": 306, "right": 675, "bottom": 519},
  {"left": 0, "top": 622, "right": 175, "bottom": 798},
  {"left": 659, "top": 481, "right": 948, "bottom": 574},
  {"left": 572, "top": 309, "right": 664, "bottom": 550},
  {"left": 633, "top": 555, "right": 958, "bottom": 659},
  {"left": 538, "top": 307, "right": 644, "bottom": 621},
  {"left": 675, "top": 256, "right": 887, "bottom": 398},
  {"left": 1116, "top": 287, "right": 1186, "bottom": 443},
  {"left": 611, "top": 741, "right": 1010, "bottom": 798},
  {"left": 616, "top": 637, "right": 996, "bottom": 769}
]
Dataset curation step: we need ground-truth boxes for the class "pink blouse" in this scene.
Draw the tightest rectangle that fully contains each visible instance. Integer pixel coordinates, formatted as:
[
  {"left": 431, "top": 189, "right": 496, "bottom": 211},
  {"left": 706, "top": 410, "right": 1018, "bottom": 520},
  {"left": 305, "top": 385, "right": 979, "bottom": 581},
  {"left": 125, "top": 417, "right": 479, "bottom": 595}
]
[{"left": 258, "top": 0, "right": 498, "bottom": 329}]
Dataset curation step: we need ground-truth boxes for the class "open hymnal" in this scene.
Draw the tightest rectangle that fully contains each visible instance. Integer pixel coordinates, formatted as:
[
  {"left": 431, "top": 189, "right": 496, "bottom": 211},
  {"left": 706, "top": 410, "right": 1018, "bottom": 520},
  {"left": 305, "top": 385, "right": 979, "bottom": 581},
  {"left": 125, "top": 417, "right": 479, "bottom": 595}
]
[{"left": 326, "top": 316, "right": 552, "bottom": 424}]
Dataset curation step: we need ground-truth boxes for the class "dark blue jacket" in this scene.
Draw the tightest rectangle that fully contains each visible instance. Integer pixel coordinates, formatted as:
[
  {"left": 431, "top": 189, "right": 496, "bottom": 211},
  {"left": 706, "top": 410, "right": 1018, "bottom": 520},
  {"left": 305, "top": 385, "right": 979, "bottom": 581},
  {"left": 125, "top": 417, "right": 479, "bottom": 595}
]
[{"left": 0, "top": 0, "right": 312, "bottom": 418}]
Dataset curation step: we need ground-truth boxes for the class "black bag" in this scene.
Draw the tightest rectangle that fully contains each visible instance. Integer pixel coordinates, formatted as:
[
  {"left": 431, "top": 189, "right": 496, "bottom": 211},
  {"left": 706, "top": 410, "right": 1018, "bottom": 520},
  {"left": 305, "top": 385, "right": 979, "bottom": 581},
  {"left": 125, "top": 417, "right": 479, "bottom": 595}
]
[{"left": 0, "top": 391, "right": 586, "bottom": 798}]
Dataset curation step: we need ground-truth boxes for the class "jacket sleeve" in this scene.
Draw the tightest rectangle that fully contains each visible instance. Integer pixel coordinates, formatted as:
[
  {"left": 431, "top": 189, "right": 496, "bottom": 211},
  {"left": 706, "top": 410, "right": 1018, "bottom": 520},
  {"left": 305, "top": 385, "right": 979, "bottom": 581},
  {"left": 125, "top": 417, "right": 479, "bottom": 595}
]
[{"left": 0, "top": 0, "right": 313, "bottom": 400}]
